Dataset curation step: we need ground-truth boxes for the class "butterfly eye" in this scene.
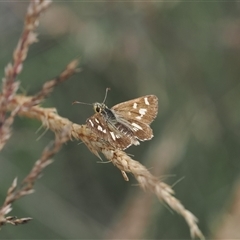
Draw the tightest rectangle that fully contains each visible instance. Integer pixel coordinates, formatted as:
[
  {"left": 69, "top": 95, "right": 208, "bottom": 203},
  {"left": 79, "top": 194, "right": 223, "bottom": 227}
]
[
  {"left": 96, "top": 106, "right": 101, "bottom": 112},
  {"left": 94, "top": 104, "right": 102, "bottom": 113}
]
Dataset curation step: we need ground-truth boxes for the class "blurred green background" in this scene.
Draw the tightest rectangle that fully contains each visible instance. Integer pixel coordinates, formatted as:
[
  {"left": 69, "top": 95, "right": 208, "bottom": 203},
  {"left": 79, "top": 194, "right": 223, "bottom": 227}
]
[{"left": 1, "top": 1, "right": 240, "bottom": 239}]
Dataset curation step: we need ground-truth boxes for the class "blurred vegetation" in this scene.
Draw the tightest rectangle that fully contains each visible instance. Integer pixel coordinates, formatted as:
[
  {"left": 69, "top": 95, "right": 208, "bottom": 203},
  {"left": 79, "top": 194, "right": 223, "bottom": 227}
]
[{"left": 1, "top": 1, "right": 240, "bottom": 239}]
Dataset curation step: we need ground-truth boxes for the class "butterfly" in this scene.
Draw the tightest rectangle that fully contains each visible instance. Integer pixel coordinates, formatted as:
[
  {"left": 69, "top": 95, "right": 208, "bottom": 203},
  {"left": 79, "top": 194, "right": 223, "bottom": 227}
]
[{"left": 85, "top": 91, "right": 158, "bottom": 150}]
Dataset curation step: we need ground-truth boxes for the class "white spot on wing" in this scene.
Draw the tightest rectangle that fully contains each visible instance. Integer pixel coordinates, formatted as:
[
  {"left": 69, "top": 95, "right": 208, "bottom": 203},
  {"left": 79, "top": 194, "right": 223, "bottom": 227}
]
[
  {"left": 110, "top": 131, "right": 116, "bottom": 141},
  {"left": 89, "top": 120, "right": 94, "bottom": 127},
  {"left": 95, "top": 118, "right": 99, "bottom": 123},
  {"left": 144, "top": 97, "right": 150, "bottom": 105},
  {"left": 103, "top": 129, "right": 106, "bottom": 133},
  {"left": 132, "top": 122, "right": 143, "bottom": 130},
  {"left": 133, "top": 103, "right": 138, "bottom": 109},
  {"left": 136, "top": 116, "right": 142, "bottom": 120},
  {"left": 139, "top": 108, "right": 147, "bottom": 115},
  {"left": 97, "top": 125, "right": 103, "bottom": 131}
]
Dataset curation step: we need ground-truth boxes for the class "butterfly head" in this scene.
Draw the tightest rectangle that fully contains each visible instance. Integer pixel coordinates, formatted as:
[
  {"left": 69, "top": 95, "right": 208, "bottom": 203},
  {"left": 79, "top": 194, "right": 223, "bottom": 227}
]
[
  {"left": 93, "top": 88, "right": 110, "bottom": 113},
  {"left": 93, "top": 102, "right": 106, "bottom": 113}
]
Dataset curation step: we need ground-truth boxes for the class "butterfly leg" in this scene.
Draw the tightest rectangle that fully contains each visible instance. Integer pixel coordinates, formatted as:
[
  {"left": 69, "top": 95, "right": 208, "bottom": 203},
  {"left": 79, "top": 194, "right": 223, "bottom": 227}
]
[{"left": 121, "top": 170, "right": 129, "bottom": 181}]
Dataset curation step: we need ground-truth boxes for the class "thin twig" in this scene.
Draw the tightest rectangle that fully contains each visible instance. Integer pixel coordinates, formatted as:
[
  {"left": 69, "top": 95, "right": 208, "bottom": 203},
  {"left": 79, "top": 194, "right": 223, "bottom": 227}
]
[
  {"left": 3, "top": 96, "right": 204, "bottom": 239},
  {"left": 0, "top": 0, "right": 52, "bottom": 150},
  {"left": 0, "top": 125, "right": 70, "bottom": 228}
]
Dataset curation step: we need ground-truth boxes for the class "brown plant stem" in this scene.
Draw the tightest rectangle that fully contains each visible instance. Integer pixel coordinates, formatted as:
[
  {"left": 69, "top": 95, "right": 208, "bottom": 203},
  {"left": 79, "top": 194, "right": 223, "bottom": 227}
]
[
  {"left": 0, "top": 125, "right": 70, "bottom": 228},
  {"left": 0, "top": 0, "right": 52, "bottom": 150},
  {"left": 2, "top": 94, "right": 204, "bottom": 239}
]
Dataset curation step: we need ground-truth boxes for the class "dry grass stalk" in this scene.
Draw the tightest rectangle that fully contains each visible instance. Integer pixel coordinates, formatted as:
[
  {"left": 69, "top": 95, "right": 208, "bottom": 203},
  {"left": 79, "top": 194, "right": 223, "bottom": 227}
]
[
  {"left": 0, "top": 0, "right": 52, "bottom": 150},
  {"left": 4, "top": 216, "right": 33, "bottom": 226},
  {"left": 4, "top": 95, "right": 204, "bottom": 239},
  {"left": 103, "top": 149, "right": 205, "bottom": 239},
  {"left": 0, "top": 0, "right": 79, "bottom": 229},
  {"left": 0, "top": 125, "right": 70, "bottom": 228},
  {"left": 0, "top": 59, "right": 79, "bottom": 227},
  {"left": 0, "top": 0, "right": 204, "bottom": 239}
]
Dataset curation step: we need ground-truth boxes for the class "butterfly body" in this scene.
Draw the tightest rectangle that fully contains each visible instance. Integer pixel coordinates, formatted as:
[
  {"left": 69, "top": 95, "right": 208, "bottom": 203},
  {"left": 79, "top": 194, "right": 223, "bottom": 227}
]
[{"left": 86, "top": 95, "right": 158, "bottom": 150}]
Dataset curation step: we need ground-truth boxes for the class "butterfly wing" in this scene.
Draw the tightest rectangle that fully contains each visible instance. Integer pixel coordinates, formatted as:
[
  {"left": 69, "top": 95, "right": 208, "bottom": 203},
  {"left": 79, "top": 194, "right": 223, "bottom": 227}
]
[
  {"left": 86, "top": 113, "right": 138, "bottom": 149},
  {"left": 112, "top": 95, "right": 158, "bottom": 124},
  {"left": 86, "top": 95, "right": 158, "bottom": 150},
  {"left": 111, "top": 95, "right": 158, "bottom": 141}
]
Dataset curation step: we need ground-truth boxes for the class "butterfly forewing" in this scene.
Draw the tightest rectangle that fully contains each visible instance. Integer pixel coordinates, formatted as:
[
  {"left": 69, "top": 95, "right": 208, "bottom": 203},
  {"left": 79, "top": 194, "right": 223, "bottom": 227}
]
[
  {"left": 86, "top": 94, "right": 158, "bottom": 150},
  {"left": 112, "top": 95, "right": 158, "bottom": 124}
]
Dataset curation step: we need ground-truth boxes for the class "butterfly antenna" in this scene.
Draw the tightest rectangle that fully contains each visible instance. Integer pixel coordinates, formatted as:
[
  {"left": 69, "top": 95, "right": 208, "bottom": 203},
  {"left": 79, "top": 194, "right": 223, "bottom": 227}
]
[
  {"left": 72, "top": 101, "right": 92, "bottom": 106},
  {"left": 102, "top": 87, "right": 111, "bottom": 104}
]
